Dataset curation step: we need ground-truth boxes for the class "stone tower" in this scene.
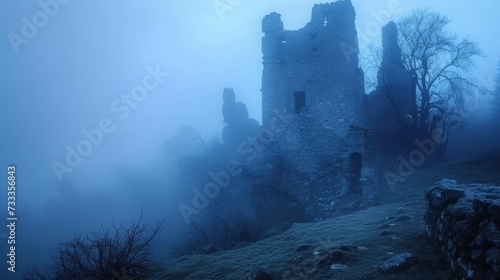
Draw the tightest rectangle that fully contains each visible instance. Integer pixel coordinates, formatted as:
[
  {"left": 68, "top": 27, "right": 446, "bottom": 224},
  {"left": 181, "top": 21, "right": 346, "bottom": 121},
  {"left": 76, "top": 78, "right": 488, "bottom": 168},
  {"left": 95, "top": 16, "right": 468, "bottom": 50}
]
[
  {"left": 367, "top": 21, "right": 413, "bottom": 153},
  {"left": 261, "top": 0, "right": 370, "bottom": 173}
]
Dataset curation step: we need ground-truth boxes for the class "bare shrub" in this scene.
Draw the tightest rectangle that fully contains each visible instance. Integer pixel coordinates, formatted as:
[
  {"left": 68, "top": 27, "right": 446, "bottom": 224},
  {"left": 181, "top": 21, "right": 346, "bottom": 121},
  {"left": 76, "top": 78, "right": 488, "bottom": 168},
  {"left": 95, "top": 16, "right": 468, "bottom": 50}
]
[{"left": 24, "top": 214, "right": 164, "bottom": 280}]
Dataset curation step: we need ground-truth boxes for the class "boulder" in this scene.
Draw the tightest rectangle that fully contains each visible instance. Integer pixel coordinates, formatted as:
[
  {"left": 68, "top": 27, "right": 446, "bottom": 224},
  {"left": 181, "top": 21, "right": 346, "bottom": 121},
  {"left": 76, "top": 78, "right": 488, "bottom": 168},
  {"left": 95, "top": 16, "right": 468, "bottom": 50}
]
[{"left": 380, "top": 252, "right": 416, "bottom": 272}]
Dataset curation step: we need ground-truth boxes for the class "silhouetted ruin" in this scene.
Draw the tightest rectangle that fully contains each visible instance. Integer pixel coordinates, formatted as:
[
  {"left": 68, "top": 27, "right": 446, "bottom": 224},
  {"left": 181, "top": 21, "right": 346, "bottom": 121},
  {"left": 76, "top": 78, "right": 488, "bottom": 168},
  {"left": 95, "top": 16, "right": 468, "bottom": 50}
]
[
  {"left": 214, "top": 1, "right": 381, "bottom": 219},
  {"left": 222, "top": 88, "right": 260, "bottom": 147},
  {"left": 367, "top": 21, "right": 413, "bottom": 152}
]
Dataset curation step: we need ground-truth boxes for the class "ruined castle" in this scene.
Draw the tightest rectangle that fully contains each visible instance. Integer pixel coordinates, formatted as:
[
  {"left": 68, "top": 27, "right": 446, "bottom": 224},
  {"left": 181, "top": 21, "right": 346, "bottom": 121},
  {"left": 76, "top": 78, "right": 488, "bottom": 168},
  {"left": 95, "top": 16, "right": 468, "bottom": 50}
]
[
  {"left": 222, "top": 0, "right": 411, "bottom": 217},
  {"left": 261, "top": 1, "right": 364, "bottom": 132},
  {"left": 261, "top": 0, "right": 377, "bottom": 206}
]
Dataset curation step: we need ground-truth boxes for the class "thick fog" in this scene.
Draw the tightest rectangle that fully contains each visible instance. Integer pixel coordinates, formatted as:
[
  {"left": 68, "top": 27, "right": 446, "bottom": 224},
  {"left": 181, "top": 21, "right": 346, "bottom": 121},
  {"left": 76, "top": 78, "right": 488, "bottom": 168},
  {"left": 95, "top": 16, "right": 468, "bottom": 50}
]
[{"left": 0, "top": 0, "right": 499, "bottom": 278}]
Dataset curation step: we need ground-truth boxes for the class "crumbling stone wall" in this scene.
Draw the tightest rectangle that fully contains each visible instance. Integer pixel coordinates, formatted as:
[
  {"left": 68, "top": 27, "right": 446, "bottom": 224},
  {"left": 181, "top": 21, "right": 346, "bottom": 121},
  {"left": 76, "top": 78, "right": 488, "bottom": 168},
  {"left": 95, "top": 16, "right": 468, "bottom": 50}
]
[
  {"left": 261, "top": 1, "right": 366, "bottom": 172},
  {"left": 376, "top": 21, "right": 410, "bottom": 89},
  {"left": 258, "top": 0, "right": 377, "bottom": 213},
  {"left": 424, "top": 179, "right": 500, "bottom": 279},
  {"left": 222, "top": 88, "right": 260, "bottom": 148},
  {"left": 367, "top": 21, "right": 413, "bottom": 153}
]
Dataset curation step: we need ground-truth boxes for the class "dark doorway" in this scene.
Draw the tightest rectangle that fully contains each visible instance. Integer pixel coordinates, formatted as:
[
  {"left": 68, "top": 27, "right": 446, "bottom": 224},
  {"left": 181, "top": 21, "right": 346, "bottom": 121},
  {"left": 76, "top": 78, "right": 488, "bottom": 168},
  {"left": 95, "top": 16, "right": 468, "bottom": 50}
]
[
  {"left": 294, "top": 91, "right": 305, "bottom": 113},
  {"left": 348, "top": 152, "right": 362, "bottom": 195}
]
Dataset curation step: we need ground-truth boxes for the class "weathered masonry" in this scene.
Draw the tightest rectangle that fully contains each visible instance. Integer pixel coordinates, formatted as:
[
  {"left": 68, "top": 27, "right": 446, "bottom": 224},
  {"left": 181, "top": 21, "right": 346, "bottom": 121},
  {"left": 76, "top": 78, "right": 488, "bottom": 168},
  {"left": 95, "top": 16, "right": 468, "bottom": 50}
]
[{"left": 260, "top": 0, "right": 377, "bottom": 208}]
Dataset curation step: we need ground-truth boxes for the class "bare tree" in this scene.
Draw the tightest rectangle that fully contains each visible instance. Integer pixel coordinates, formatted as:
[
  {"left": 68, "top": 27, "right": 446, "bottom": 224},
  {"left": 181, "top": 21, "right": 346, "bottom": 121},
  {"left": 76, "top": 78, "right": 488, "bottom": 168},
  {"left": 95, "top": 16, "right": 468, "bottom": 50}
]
[
  {"left": 24, "top": 214, "right": 164, "bottom": 280},
  {"left": 397, "top": 8, "right": 485, "bottom": 154}
]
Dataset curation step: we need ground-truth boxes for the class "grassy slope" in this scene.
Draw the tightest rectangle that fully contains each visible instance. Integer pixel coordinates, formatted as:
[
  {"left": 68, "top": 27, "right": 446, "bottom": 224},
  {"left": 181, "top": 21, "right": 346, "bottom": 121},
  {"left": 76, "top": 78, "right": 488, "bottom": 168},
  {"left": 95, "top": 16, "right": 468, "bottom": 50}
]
[{"left": 154, "top": 160, "right": 500, "bottom": 280}]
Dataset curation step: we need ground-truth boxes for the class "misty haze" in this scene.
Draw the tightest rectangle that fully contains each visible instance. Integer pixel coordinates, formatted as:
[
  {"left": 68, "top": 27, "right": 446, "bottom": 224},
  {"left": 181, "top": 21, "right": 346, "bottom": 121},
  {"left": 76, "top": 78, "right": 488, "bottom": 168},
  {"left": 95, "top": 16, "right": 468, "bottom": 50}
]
[{"left": 1, "top": 0, "right": 500, "bottom": 279}]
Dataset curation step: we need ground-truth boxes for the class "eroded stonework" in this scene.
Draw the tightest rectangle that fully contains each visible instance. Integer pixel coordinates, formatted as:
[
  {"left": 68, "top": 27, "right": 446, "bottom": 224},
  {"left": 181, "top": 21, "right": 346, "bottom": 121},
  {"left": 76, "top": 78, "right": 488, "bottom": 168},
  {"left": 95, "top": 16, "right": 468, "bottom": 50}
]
[{"left": 258, "top": 0, "right": 378, "bottom": 215}]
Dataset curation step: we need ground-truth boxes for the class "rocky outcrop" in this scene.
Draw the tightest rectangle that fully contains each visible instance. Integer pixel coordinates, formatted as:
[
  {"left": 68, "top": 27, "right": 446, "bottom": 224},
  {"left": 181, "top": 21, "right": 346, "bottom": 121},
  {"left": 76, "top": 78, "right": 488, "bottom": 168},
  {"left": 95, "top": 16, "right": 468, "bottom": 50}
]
[
  {"left": 424, "top": 179, "right": 500, "bottom": 279},
  {"left": 222, "top": 88, "right": 260, "bottom": 147}
]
